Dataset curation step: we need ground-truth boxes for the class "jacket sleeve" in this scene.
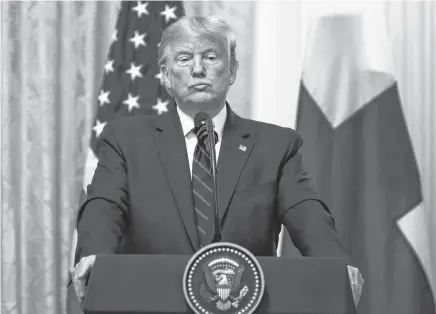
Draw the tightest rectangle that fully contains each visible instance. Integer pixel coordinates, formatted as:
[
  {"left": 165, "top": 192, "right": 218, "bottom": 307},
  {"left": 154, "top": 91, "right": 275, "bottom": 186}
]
[
  {"left": 278, "top": 132, "right": 352, "bottom": 261},
  {"left": 75, "top": 124, "right": 129, "bottom": 264}
]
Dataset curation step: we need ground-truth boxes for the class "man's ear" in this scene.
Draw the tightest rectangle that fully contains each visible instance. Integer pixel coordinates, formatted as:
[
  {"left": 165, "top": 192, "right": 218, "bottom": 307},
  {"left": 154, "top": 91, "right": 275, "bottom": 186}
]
[
  {"left": 229, "top": 60, "right": 239, "bottom": 86},
  {"left": 160, "top": 65, "right": 171, "bottom": 90}
]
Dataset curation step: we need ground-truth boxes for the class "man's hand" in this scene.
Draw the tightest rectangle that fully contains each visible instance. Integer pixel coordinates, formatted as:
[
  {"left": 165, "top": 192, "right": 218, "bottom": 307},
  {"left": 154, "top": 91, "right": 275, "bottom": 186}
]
[
  {"left": 347, "top": 265, "right": 364, "bottom": 307},
  {"left": 71, "top": 255, "right": 96, "bottom": 304}
]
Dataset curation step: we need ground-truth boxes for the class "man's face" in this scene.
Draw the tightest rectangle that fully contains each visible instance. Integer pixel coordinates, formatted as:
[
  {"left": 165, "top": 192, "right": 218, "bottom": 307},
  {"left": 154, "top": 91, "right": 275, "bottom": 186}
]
[{"left": 162, "top": 30, "right": 236, "bottom": 113}]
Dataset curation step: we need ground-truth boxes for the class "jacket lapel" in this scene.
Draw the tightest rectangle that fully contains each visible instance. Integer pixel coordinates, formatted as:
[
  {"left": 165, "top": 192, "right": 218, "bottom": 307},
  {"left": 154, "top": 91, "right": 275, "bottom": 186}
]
[
  {"left": 205, "top": 108, "right": 255, "bottom": 243},
  {"left": 153, "top": 107, "right": 199, "bottom": 251}
]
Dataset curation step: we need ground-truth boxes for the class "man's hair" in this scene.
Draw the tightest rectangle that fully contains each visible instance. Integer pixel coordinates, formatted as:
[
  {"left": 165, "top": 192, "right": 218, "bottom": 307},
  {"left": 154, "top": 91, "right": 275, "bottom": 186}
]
[{"left": 158, "top": 16, "right": 238, "bottom": 69}]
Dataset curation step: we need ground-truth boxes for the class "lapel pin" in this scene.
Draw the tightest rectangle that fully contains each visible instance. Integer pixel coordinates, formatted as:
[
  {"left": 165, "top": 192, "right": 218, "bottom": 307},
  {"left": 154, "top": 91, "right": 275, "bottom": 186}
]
[{"left": 238, "top": 144, "right": 247, "bottom": 152}]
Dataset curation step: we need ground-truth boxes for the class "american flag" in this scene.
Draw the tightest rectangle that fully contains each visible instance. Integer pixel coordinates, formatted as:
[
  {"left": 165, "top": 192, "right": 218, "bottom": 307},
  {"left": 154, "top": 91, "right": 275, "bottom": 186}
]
[
  {"left": 67, "top": 1, "right": 184, "bottom": 313},
  {"left": 81, "top": 1, "right": 184, "bottom": 200}
]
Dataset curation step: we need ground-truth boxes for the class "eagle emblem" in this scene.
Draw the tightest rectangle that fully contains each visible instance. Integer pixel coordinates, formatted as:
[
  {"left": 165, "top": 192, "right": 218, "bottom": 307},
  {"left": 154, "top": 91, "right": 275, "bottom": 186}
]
[
  {"left": 200, "top": 257, "right": 249, "bottom": 310},
  {"left": 183, "top": 242, "right": 265, "bottom": 314}
]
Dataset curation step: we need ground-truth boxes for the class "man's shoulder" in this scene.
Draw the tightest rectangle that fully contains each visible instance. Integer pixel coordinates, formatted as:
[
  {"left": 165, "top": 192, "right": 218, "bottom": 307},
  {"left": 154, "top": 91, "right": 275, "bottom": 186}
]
[
  {"left": 104, "top": 113, "right": 161, "bottom": 134},
  {"left": 241, "top": 116, "right": 302, "bottom": 142}
]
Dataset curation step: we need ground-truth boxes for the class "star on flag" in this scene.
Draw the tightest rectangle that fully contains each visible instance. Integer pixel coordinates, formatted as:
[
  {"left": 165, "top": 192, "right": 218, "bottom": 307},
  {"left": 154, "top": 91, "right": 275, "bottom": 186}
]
[
  {"left": 123, "top": 93, "right": 140, "bottom": 112},
  {"left": 126, "top": 62, "right": 143, "bottom": 81},
  {"left": 129, "top": 31, "right": 147, "bottom": 49},
  {"left": 153, "top": 98, "right": 169, "bottom": 115},
  {"left": 160, "top": 4, "right": 178, "bottom": 23},
  {"left": 112, "top": 29, "right": 118, "bottom": 42},
  {"left": 132, "top": 1, "right": 149, "bottom": 18},
  {"left": 93, "top": 120, "right": 107, "bottom": 137},
  {"left": 98, "top": 90, "right": 110, "bottom": 106},
  {"left": 104, "top": 59, "right": 114, "bottom": 74}
]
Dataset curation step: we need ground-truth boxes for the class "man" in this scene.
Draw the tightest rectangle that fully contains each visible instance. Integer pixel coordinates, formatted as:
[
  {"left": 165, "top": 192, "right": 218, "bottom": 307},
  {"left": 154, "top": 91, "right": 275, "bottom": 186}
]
[{"left": 72, "top": 16, "right": 363, "bottom": 306}]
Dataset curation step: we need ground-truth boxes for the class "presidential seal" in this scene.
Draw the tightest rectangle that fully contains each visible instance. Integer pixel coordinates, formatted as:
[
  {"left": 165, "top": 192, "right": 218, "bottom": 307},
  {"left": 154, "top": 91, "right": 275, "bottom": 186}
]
[{"left": 183, "top": 242, "right": 265, "bottom": 314}]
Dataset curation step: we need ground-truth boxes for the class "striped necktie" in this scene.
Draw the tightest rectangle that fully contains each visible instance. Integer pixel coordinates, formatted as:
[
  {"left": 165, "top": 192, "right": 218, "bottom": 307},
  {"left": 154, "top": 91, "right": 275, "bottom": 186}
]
[{"left": 192, "top": 131, "right": 218, "bottom": 247}]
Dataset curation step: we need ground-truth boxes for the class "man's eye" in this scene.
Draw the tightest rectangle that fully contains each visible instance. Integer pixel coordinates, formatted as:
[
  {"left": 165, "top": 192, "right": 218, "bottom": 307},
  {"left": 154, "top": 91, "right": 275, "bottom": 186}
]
[
  {"left": 205, "top": 55, "right": 217, "bottom": 60},
  {"left": 177, "top": 56, "right": 190, "bottom": 62}
]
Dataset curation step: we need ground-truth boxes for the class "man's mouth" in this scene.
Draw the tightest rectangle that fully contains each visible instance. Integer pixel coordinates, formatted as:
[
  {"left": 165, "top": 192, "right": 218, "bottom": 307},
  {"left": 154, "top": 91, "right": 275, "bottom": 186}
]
[{"left": 190, "top": 84, "right": 209, "bottom": 90}]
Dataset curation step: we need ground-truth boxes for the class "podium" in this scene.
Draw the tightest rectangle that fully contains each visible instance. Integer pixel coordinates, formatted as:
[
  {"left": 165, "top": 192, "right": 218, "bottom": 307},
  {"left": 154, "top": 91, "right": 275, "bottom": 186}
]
[{"left": 80, "top": 254, "right": 356, "bottom": 314}]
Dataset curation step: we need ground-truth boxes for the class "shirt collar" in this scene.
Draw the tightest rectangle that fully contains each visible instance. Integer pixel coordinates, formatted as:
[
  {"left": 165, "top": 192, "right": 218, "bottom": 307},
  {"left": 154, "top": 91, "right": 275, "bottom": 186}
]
[{"left": 176, "top": 104, "right": 227, "bottom": 141}]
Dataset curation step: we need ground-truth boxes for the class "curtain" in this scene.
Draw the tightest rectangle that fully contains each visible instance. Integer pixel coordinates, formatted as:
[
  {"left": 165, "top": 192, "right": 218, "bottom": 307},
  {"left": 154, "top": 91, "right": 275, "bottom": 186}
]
[
  {"left": 384, "top": 2, "right": 436, "bottom": 291},
  {"left": 1, "top": 2, "right": 119, "bottom": 313},
  {"left": 1, "top": 1, "right": 435, "bottom": 314}
]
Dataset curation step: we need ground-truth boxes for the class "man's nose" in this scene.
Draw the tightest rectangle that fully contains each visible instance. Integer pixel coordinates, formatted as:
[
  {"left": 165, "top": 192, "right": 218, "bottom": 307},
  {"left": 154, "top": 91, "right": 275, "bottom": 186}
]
[{"left": 192, "top": 55, "right": 205, "bottom": 77}]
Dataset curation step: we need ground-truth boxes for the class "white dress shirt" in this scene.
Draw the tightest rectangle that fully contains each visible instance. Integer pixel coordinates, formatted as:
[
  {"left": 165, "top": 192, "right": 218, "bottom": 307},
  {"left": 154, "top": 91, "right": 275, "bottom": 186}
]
[{"left": 176, "top": 105, "right": 227, "bottom": 177}]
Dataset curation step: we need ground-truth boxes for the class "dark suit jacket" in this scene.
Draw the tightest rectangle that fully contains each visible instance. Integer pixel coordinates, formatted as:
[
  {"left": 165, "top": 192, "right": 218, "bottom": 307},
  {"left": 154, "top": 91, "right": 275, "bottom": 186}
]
[{"left": 75, "top": 103, "right": 349, "bottom": 264}]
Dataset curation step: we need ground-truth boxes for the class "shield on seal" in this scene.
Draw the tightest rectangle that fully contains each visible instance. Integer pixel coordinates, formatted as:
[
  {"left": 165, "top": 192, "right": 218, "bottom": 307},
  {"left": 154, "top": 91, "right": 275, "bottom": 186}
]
[{"left": 183, "top": 242, "right": 265, "bottom": 314}]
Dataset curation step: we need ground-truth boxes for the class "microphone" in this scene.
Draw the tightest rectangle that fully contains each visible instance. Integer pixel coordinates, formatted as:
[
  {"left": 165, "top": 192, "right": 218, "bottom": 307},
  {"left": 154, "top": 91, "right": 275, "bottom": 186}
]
[
  {"left": 193, "top": 112, "right": 218, "bottom": 150},
  {"left": 193, "top": 112, "right": 221, "bottom": 243}
]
